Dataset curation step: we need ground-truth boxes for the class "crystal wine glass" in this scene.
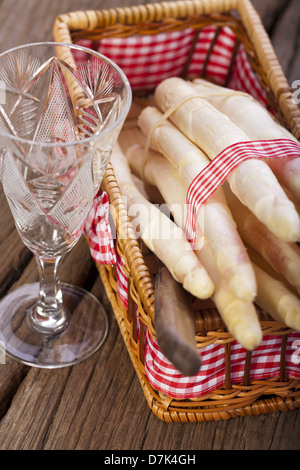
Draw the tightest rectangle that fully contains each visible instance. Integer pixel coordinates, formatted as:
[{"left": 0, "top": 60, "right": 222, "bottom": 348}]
[{"left": 0, "top": 42, "right": 132, "bottom": 368}]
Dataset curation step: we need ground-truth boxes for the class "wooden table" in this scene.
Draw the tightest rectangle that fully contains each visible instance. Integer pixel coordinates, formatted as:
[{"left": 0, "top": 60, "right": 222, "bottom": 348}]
[{"left": 0, "top": 0, "right": 299, "bottom": 451}]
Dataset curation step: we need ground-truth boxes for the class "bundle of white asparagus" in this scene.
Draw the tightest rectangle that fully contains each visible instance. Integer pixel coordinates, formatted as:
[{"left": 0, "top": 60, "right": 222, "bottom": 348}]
[
  {"left": 127, "top": 144, "right": 262, "bottom": 350},
  {"left": 192, "top": 78, "right": 300, "bottom": 202},
  {"left": 137, "top": 106, "right": 257, "bottom": 303},
  {"left": 110, "top": 76, "right": 300, "bottom": 352},
  {"left": 154, "top": 77, "right": 300, "bottom": 243}
]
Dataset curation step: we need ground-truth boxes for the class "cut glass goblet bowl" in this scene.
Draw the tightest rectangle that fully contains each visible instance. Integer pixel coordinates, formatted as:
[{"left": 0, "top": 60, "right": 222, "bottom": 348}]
[{"left": 0, "top": 42, "right": 132, "bottom": 368}]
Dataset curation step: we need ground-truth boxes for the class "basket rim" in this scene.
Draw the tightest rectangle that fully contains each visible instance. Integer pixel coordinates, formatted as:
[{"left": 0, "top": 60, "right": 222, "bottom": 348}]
[{"left": 52, "top": 0, "right": 300, "bottom": 137}]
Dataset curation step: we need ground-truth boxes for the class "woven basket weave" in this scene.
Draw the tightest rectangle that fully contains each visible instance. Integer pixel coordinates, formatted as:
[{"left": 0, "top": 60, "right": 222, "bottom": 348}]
[{"left": 53, "top": 0, "right": 300, "bottom": 422}]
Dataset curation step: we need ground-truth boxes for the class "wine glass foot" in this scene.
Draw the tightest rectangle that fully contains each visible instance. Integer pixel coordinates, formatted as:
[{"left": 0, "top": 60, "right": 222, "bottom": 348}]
[{"left": 0, "top": 282, "right": 108, "bottom": 368}]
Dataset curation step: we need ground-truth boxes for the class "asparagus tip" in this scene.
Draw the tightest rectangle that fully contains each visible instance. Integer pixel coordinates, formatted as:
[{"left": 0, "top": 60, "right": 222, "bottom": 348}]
[
  {"left": 268, "top": 203, "right": 300, "bottom": 242},
  {"left": 183, "top": 268, "right": 214, "bottom": 299},
  {"left": 229, "top": 274, "right": 257, "bottom": 303}
]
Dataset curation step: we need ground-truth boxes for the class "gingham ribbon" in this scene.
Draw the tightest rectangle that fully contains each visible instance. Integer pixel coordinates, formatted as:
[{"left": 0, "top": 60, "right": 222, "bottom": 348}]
[
  {"left": 84, "top": 191, "right": 116, "bottom": 265},
  {"left": 76, "top": 25, "right": 263, "bottom": 97},
  {"left": 185, "top": 138, "right": 300, "bottom": 245},
  {"left": 84, "top": 192, "right": 129, "bottom": 305}
]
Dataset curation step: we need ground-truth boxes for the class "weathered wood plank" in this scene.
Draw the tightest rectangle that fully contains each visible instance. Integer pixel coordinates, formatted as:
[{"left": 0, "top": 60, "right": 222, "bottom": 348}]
[
  {"left": 44, "top": 309, "right": 147, "bottom": 449},
  {"left": 0, "top": 231, "right": 32, "bottom": 298},
  {"left": 0, "top": 235, "right": 98, "bottom": 420},
  {"left": 251, "top": 0, "right": 291, "bottom": 31},
  {"left": 0, "top": 359, "right": 29, "bottom": 421},
  {"left": 0, "top": 366, "right": 72, "bottom": 450},
  {"left": 0, "top": 274, "right": 150, "bottom": 450},
  {"left": 0, "top": 191, "right": 15, "bottom": 244},
  {"left": 269, "top": 409, "right": 300, "bottom": 449},
  {"left": 270, "top": 0, "right": 300, "bottom": 84},
  {"left": 0, "top": 257, "right": 38, "bottom": 422},
  {"left": 251, "top": 0, "right": 300, "bottom": 86},
  {"left": 0, "top": 237, "right": 104, "bottom": 449}
]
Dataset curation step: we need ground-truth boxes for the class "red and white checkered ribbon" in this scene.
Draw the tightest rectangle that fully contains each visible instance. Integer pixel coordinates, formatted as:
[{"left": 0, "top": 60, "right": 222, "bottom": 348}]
[
  {"left": 84, "top": 191, "right": 129, "bottom": 305},
  {"left": 84, "top": 191, "right": 116, "bottom": 265},
  {"left": 75, "top": 25, "right": 300, "bottom": 397},
  {"left": 75, "top": 25, "right": 264, "bottom": 97},
  {"left": 185, "top": 138, "right": 300, "bottom": 245},
  {"left": 145, "top": 330, "right": 300, "bottom": 399}
]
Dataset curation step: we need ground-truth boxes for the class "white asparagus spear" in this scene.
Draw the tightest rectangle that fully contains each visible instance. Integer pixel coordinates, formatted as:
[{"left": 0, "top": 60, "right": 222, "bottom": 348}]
[
  {"left": 137, "top": 107, "right": 257, "bottom": 301},
  {"left": 110, "top": 144, "right": 214, "bottom": 299},
  {"left": 127, "top": 145, "right": 261, "bottom": 349},
  {"left": 252, "top": 263, "right": 300, "bottom": 332},
  {"left": 281, "top": 185, "right": 300, "bottom": 215},
  {"left": 245, "top": 242, "right": 295, "bottom": 289},
  {"left": 127, "top": 144, "right": 188, "bottom": 228},
  {"left": 154, "top": 77, "right": 300, "bottom": 242},
  {"left": 199, "top": 242, "right": 262, "bottom": 351},
  {"left": 223, "top": 182, "right": 300, "bottom": 294},
  {"left": 192, "top": 78, "right": 300, "bottom": 202},
  {"left": 192, "top": 78, "right": 298, "bottom": 142}
]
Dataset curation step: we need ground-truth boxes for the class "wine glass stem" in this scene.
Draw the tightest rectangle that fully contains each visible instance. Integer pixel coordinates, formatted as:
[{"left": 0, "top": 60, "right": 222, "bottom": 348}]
[{"left": 29, "top": 255, "right": 70, "bottom": 334}]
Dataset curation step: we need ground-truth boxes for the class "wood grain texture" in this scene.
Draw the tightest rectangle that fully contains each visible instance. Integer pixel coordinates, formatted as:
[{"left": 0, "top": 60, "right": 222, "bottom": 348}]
[{"left": 0, "top": 0, "right": 299, "bottom": 451}]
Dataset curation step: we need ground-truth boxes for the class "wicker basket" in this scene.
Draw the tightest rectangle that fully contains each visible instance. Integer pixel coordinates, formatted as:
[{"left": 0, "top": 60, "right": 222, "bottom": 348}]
[{"left": 53, "top": 0, "right": 300, "bottom": 422}]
